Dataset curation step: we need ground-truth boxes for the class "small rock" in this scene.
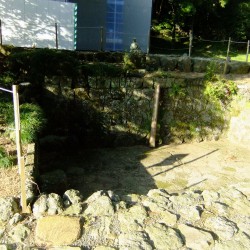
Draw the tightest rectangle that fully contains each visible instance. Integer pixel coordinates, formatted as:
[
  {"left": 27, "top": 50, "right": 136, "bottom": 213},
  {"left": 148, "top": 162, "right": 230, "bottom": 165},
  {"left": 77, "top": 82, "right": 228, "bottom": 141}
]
[
  {"left": 202, "top": 190, "right": 220, "bottom": 206},
  {"left": 84, "top": 195, "right": 114, "bottom": 217},
  {"left": 33, "top": 194, "right": 48, "bottom": 218},
  {"left": 178, "top": 224, "right": 214, "bottom": 249},
  {"left": 47, "top": 193, "right": 63, "bottom": 215},
  {"left": 63, "top": 203, "right": 83, "bottom": 216},
  {"left": 118, "top": 205, "right": 147, "bottom": 233},
  {"left": 204, "top": 216, "right": 238, "bottom": 240},
  {"left": 0, "top": 197, "right": 20, "bottom": 221},
  {"left": 107, "top": 190, "right": 120, "bottom": 202},
  {"left": 148, "top": 209, "right": 177, "bottom": 227},
  {"left": 214, "top": 234, "right": 249, "bottom": 250},
  {"left": 9, "top": 213, "right": 23, "bottom": 225},
  {"left": 85, "top": 190, "right": 106, "bottom": 203},
  {"left": 121, "top": 193, "right": 141, "bottom": 204},
  {"left": 118, "top": 231, "right": 153, "bottom": 250},
  {"left": 63, "top": 189, "right": 83, "bottom": 205},
  {"left": 9, "top": 224, "right": 30, "bottom": 243},
  {"left": 147, "top": 189, "right": 170, "bottom": 199},
  {"left": 82, "top": 216, "right": 115, "bottom": 246},
  {"left": 145, "top": 222, "right": 183, "bottom": 250},
  {"left": 33, "top": 193, "right": 63, "bottom": 218}
]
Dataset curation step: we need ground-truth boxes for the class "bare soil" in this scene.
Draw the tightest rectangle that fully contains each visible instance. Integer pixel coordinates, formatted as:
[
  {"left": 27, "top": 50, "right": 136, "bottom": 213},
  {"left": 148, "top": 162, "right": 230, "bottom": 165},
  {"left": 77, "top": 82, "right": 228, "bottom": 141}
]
[{"left": 61, "top": 138, "right": 249, "bottom": 200}]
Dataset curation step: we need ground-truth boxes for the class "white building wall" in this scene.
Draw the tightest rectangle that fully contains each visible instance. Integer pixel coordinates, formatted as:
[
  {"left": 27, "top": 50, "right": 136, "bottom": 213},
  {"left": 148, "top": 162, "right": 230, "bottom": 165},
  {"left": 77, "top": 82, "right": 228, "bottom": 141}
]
[{"left": 0, "top": 0, "right": 76, "bottom": 50}]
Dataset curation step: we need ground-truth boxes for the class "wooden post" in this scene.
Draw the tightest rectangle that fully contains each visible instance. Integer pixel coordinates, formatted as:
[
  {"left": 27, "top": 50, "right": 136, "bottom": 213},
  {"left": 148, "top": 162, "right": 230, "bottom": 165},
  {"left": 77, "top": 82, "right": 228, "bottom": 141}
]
[
  {"left": 12, "top": 85, "right": 22, "bottom": 172},
  {"left": 224, "top": 37, "right": 231, "bottom": 74},
  {"left": 20, "top": 156, "right": 30, "bottom": 213},
  {"left": 100, "top": 26, "right": 104, "bottom": 51},
  {"left": 12, "top": 85, "right": 29, "bottom": 213},
  {"left": 149, "top": 83, "right": 160, "bottom": 148},
  {"left": 246, "top": 40, "right": 249, "bottom": 62},
  {"left": 55, "top": 22, "right": 58, "bottom": 49},
  {"left": 189, "top": 30, "right": 193, "bottom": 57},
  {"left": 147, "top": 28, "right": 151, "bottom": 54},
  {"left": 0, "top": 19, "right": 2, "bottom": 45}
]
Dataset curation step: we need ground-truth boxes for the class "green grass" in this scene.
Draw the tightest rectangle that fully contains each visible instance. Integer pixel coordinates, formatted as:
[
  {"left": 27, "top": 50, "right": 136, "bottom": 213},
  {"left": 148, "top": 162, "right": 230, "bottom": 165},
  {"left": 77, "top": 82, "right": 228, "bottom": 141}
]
[
  {"left": 0, "top": 147, "right": 13, "bottom": 168},
  {"left": 150, "top": 36, "right": 249, "bottom": 62}
]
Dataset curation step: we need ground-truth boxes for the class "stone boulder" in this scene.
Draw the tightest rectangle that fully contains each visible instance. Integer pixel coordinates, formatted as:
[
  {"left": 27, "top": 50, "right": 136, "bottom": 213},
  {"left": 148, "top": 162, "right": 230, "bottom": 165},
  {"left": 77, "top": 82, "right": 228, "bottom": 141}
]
[
  {"left": 33, "top": 193, "right": 63, "bottom": 218},
  {"left": 0, "top": 197, "right": 20, "bottom": 222},
  {"left": 228, "top": 62, "right": 250, "bottom": 74},
  {"left": 178, "top": 224, "right": 214, "bottom": 249},
  {"left": 83, "top": 191, "right": 115, "bottom": 217},
  {"left": 178, "top": 54, "right": 192, "bottom": 72},
  {"left": 35, "top": 216, "right": 82, "bottom": 246}
]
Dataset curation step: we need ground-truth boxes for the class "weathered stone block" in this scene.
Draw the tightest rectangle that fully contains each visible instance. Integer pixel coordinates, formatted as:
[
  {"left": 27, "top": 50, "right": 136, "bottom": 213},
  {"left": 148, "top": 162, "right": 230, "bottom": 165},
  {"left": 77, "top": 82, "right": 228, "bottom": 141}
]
[{"left": 35, "top": 216, "right": 81, "bottom": 246}]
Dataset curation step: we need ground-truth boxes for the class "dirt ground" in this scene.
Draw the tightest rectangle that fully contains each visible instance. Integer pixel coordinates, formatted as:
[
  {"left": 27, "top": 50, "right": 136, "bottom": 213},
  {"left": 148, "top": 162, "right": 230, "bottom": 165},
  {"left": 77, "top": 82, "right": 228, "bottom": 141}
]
[{"left": 61, "top": 138, "right": 249, "bottom": 200}]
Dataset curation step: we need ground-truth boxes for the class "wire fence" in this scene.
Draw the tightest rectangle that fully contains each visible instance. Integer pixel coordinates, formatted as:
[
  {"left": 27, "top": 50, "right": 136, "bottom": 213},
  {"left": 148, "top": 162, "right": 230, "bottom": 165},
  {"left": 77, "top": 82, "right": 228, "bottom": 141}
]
[
  {"left": 0, "top": 18, "right": 249, "bottom": 64},
  {"left": 150, "top": 31, "right": 250, "bottom": 63}
]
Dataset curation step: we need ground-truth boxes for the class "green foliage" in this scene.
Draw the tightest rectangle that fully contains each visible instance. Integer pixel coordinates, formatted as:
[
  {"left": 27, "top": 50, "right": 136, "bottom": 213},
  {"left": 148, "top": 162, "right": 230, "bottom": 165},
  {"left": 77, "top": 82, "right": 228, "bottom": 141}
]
[
  {"left": 6, "top": 103, "right": 46, "bottom": 144},
  {"left": 0, "top": 73, "right": 15, "bottom": 87},
  {"left": 0, "top": 147, "right": 13, "bottom": 168},
  {"left": 0, "top": 101, "right": 13, "bottom": 123},
  {"left": 152, "top": 22, "right": 172, "bottom": 40},
  {"left": 7, "top": 48, "right": 79, "bottom": 85},
  {"left": 169, "top": 83, "right": 186, "bottom": 97},
  {"left": 204, "top": 61, "right": 238, "bottom": 105},
  {"left": 205, "top": 61, "right": 218, "bottom": 81},
  {"left": 123, "top": 52, "right": 145, "bottom": 71},
  {"left": 123, "top": 53, "right": 135, "bottom": 71},
  {"left": 204, "top": 78, "right": 238, "bottom": 105}
]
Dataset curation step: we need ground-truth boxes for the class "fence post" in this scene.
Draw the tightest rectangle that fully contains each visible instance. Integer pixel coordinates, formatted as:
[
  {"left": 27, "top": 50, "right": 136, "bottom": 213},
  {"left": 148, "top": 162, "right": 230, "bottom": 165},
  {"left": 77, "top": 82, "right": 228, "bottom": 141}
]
[
  {"left": 55, "top": 22, "right": 58, "bottom": 49},
  {"left": 246, "top": 40, "right": 249, "bottom": 62},
  {"left": 0, "top": 19, "right": 2, "bottom": 45},
  {"left": 147, "top": 28, "right": 151, "bottom": 54},
  {"left": 189, "top": 30, "right": 193, "bottom": 57},
  {"left": 224, "top": 37, "right": 231, "bottom": 74},
  {"left": 149, "top": 83, "right": 160, "bottom": 148},
  {"left": 100, "top": 26, "right": 104, "bottom": 51}
]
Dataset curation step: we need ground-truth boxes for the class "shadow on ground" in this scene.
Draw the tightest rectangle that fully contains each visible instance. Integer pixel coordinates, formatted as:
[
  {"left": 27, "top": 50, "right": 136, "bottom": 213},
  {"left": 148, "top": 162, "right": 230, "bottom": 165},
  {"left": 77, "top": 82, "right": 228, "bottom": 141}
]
[{"left": 38, "top": 143, "right": 223, "bottom": 199}]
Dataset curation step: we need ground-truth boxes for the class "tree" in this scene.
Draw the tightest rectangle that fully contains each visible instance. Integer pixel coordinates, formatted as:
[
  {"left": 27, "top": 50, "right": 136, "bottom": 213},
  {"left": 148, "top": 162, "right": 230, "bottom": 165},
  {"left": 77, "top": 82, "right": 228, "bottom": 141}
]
[{"left": 151, "top": 0, "right": 250, "bottom": 42}]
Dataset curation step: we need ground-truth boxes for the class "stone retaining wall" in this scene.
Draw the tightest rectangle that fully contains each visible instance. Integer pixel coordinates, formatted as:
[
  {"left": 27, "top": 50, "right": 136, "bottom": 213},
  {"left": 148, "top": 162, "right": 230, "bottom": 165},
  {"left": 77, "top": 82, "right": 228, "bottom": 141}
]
[
  {"left": 146, "top": 54, "right": 250, "bottom": 74},
  {"left": 25, "top": 143, "right": 38, "bottom": 205},
  {"left": 0, "top": 188, "right": 249, "bottom": 249},
  {"left": 43, "top": 70, "right": 229, "bottom": 145}
]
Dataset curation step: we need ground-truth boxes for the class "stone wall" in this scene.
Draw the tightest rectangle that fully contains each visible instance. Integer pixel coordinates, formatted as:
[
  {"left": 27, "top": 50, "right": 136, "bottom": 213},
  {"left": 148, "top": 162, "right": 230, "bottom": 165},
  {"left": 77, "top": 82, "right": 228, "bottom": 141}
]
[
  {"left": 146, "top": 54, "right": 250, "bottom": 74},
  {"left": 0, "top": 188, "right": 249, "bottom": 249},
  {"left": 43, "top": 70, "right": 229, "bottom": 145}
]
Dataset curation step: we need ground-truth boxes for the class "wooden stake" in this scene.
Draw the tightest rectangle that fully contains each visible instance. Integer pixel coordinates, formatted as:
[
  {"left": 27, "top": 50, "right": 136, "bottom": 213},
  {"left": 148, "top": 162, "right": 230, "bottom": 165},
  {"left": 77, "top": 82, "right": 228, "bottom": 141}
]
[
  {"left": 0, "top": 19, "right": 2, "bottom": 45},
  {"left": 100, "top": 26, "right": 104, "bottom": 51},
  {"left": 224, "top": 37, "right": 231, "bottom": 74},
  {"left": 20, "top": 156, "right": 30, "bottom": 213},
  {"left": 12, "top": 85, "right": 22, "bottom": 171},
  {"left": 149, "top": 83, "right": 160, "bottom": 148},
  {"left": 189, "top": 30, "right": 193, "bottom": 57},
  {"left": 55, "top": 22, "right": 58, "bottom": 49},
  {"left": 246, "top": 40, "right": 249, "bottom": 62},
  {"left": 12, "top": 85, "right": 29, "bottom": 213}
]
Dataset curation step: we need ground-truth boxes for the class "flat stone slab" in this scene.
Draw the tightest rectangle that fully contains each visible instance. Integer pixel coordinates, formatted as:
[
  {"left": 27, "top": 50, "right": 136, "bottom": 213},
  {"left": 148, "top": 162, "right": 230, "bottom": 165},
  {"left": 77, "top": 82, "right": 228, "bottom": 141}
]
[{"left": 35, "top": 216, "right": 81, "bottom": 247}]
